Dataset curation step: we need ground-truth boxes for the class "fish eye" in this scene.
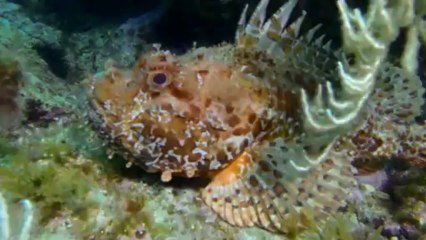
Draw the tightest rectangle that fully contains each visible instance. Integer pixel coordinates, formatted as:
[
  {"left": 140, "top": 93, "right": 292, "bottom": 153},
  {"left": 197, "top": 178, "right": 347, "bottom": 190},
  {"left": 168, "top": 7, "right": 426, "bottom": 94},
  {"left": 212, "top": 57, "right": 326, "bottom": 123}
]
[
  {"left": 153, "top": 72, "right": 168, "bottom": 85},
  {"left": 147, "top": 71, "right": 171, "bottom": 90}
]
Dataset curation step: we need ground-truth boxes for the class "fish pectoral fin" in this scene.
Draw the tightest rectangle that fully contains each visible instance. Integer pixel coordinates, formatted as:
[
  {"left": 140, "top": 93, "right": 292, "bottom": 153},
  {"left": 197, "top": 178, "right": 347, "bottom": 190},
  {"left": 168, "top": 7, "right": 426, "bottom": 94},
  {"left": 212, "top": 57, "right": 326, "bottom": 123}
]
[
  {"left": 202, "top": 151, "right": 280, "bottom": 232},
  {"left": 202, "top": 141, "right": 358, "bottom": 234}
]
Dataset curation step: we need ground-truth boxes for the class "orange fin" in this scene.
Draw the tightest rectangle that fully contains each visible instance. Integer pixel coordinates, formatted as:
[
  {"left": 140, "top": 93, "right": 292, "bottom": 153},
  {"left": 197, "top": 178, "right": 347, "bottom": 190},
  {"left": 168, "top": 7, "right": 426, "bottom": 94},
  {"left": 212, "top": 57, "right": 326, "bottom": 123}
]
[
  {"left": 202, "top": 139, "right": 357, "bottom": 234},
  {"left": 203, "top": 152, "right": 259, "bottom": 229}
]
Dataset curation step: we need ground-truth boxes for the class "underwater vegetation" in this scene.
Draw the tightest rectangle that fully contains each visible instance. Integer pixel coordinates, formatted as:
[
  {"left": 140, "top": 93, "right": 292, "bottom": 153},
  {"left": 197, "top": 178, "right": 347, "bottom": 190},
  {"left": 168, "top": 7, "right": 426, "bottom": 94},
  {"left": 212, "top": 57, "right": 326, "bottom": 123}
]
[
  {"left": 0, "top": 0, "right": 425, "bottom": 239},
  {"left": 0, "top": 56, "right": 23, "bottom": 130}
]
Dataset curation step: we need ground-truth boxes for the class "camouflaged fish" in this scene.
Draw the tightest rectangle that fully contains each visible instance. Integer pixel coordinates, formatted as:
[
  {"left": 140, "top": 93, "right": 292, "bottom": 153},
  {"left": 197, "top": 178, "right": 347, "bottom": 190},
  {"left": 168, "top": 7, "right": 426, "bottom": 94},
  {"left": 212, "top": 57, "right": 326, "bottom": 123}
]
[
  {"left": 87, "top": 0, "right": 426, "bottom": 234},
  {"left": 350, "top": 63, "right": 426, "bottom": 172}
]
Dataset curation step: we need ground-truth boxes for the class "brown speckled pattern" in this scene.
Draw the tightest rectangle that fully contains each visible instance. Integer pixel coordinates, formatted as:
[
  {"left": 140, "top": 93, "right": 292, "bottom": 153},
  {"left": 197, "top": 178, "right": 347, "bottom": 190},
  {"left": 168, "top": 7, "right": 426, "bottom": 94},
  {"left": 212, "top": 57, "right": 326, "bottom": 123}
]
[{"left": 89, "top": 48, "right": 299, "bottom": 180}]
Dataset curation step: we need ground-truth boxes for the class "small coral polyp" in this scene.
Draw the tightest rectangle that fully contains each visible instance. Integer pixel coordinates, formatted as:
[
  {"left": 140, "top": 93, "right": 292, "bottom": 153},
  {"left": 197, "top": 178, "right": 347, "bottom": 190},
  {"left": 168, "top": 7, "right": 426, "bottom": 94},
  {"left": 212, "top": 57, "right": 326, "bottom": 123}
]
[{"left": 87, "top": 0, "right": 425, "bottom": 235}]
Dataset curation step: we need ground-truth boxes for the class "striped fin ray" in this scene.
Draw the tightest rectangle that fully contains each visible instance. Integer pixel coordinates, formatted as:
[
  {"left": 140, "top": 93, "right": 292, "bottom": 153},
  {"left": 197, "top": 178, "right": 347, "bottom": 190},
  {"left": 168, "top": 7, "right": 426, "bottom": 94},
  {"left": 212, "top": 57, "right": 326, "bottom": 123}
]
[
  {"left": 235, "top": 0, "right": 306, "bottom": 57},
  {"left": 235, "top": 0, "right": 343, "bottom": 93},
  {"left": 202, "top": 138, "right": 357, "bottom": 233}
]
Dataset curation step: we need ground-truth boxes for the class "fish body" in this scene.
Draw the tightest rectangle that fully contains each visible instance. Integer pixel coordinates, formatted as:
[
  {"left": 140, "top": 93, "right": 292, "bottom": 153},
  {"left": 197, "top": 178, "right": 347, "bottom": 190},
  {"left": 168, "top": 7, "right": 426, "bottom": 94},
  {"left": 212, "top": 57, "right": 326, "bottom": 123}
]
[{"left": 87, "top": 0, "right": 426, "bottom": 235}]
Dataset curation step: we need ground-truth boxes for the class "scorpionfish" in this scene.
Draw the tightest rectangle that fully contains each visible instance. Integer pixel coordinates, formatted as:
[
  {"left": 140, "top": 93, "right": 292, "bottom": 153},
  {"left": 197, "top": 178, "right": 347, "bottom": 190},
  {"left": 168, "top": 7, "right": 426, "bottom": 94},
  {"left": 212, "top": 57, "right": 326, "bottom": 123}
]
[{"left": 87, "top": 0, "right": 426, "bottom": 234}]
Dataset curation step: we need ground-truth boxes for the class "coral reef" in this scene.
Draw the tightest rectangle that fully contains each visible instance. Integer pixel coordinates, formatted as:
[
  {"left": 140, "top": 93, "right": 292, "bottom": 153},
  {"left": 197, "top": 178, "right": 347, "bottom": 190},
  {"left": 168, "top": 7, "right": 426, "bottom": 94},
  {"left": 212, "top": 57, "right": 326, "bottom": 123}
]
[{"left": 0, "top": 0, "right": 80, "bottom": 132}]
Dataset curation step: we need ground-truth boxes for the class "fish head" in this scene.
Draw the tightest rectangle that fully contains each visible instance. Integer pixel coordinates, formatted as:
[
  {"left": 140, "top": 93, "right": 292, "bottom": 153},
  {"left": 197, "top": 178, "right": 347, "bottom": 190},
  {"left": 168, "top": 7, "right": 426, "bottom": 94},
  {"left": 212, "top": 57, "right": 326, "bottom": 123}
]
[{"left": 89, "top": 50, "right": 273, "bottom": 180}]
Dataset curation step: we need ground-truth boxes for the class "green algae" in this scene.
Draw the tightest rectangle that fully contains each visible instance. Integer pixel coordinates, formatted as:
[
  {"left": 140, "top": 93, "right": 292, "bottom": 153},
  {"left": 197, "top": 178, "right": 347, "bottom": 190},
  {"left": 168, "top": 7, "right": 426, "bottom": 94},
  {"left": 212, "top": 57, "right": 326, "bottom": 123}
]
[
  {"left": 0, "top": 123, "right": 144, "bottom": 239},
  {"left": 308, "top": 213, "right": 382, "bottom": 240},
  {"left": 392, "top": 168, "right": 426, "bottom": 236},
  {"left": 0, "top": 127, "right": 97, "bottom": 225}
]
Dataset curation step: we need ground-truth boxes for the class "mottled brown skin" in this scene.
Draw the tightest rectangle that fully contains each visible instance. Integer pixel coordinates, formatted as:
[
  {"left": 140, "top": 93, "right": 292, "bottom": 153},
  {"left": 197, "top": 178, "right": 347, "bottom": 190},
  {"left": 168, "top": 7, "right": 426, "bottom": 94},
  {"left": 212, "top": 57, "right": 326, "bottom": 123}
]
[
  {"left": 89, "top": 48, "right": 299, "bottom": 181},
  {"left": 351, "top": 118, "right": 426, "bottom": 173}
]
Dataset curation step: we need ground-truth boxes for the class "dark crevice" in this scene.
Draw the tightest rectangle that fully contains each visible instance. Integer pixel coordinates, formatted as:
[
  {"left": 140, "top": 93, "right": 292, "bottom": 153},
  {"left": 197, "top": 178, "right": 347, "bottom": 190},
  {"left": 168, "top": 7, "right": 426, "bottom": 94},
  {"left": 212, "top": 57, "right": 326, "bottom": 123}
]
[{"left": 34, "top": 43, "right": 69, "bottom": 79}]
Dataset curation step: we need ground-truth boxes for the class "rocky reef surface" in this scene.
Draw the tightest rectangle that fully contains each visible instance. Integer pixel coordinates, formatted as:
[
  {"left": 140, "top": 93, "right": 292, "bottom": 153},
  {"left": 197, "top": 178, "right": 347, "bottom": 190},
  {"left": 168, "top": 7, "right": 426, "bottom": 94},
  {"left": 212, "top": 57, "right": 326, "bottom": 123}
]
[{"left": 0, "top": 0, "right": 425, "bottom": 239}]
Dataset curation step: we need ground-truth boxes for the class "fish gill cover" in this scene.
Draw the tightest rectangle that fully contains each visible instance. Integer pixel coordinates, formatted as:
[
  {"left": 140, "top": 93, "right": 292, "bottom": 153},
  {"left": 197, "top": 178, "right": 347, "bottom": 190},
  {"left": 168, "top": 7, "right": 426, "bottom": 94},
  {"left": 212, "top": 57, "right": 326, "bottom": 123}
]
[{"left": 0, "top": 0, "right": 425, "bottom": 239}]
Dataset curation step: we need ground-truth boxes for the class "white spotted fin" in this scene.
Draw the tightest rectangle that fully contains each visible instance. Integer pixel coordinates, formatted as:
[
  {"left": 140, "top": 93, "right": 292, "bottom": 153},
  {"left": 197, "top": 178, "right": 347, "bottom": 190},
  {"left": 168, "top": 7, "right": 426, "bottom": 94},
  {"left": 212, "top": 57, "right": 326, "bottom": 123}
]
[
  {"left": 350, "top": 63, "right": 426, "bottom": 170},
  {"left": 368, "top": 63, "right": 425, "bottom": 123},
  {"left": 202, "top": 138, "right": 357, "bottom": 233}
]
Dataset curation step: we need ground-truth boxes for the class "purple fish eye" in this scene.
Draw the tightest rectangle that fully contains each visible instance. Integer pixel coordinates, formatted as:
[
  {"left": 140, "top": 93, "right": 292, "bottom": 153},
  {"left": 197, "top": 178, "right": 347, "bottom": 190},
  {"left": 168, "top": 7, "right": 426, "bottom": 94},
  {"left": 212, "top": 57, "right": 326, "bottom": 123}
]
[{"left": 152, "top": 73, "right": 168, "bottom": 85}]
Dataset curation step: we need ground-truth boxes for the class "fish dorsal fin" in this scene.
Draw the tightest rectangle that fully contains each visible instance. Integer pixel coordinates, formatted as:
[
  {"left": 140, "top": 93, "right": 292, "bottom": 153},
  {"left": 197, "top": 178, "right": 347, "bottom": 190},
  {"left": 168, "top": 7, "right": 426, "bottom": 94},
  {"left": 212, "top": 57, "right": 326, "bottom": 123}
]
[
  {"left": 369, "top": 63, "right": 425, "bottom": 123},
  {"left": 235, "top": 0, "right": 343, "bottom": 93},
  {"left": 202, "top": 138, "right": 357, "bottom": 233},
  {"left": 236, "top": 0, "right": 305, "bottom": 58}
]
